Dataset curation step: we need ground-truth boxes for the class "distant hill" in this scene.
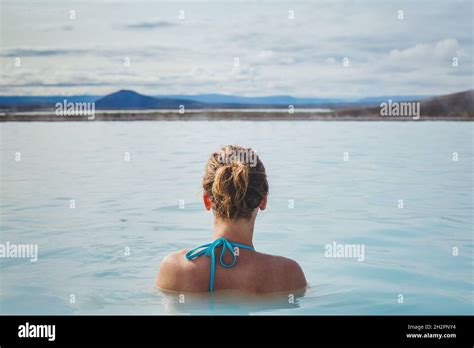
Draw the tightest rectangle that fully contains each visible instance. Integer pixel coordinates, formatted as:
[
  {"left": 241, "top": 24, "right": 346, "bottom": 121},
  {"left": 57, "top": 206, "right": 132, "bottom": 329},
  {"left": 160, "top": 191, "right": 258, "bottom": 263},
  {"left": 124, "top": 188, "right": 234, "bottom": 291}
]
[
  {"left": 1, "top": 89, "right": 470, "bottom": 116},
  {"left": 0, "top": 96, "right": 99, "bottom": 105},
  {"left": 154, "top": 93, "right": 433, "bottom": 106},
  {"left": 89, "top": 91, "right": 436, "bottom": 110},
  {"left": 334, "top": 90, "right": 474, "bottom": 117},
  {"left": 418, "top": 90, "right": 474, "bottom": 117},
  {"left": 0, "top": 95, "right": 99, "bottom": 111},
  {"left": 95, "top": 90, "right": 207, "bottom": 110},
  {"left": 154, "top": 94, "right": 345, "bottom": 106},
  {"left": 0, "top": 90, "right": 432, "bottom": 111},
  {"left": 1, "top": 89, "right": 472, "bottom": 121}
]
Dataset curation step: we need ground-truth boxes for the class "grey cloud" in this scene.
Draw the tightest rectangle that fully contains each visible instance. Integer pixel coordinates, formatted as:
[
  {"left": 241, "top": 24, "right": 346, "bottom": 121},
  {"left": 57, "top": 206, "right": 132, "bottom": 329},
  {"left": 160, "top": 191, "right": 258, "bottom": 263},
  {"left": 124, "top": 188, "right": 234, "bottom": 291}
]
[
  {"left": 0, "top": 48, "right": 84, "bottom": 57},
  {"left": 0, "top": 45, "right": 184, "bottom": 59},
  {"left": 38, "top": 24, "right": 74, "bottom": 33},
  {"left": 125, "top": 19, "right": 175, "bottom": 30},
  {"left": 1, "top": 0, "right": 472, "bottom": 97}
]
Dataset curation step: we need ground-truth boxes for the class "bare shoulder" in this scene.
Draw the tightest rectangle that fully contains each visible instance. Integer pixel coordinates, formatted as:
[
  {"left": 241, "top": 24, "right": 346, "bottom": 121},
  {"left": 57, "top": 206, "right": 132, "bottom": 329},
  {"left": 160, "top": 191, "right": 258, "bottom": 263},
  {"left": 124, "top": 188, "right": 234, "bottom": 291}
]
[
  {"left": 156, "top": 248, "right": 306, "bottom": 294},
  {"left": 155, "top": 250, "right": 184, "bottom": 291},
  {"left": 156, "top": 249, "right": 208, "bottom": 292},
  {"left": 271, "top": 254, "right": 307, "bottom": 288},
  {"left": 253, "top": 252, "right": 307, "bottom": 293}
]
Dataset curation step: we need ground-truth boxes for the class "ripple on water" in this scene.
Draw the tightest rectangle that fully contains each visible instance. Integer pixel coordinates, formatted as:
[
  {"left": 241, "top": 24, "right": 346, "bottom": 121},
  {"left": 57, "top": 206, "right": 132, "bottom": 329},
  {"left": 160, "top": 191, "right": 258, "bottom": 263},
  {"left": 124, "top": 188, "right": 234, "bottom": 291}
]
[{"left": 0, "top": 121, "right": 472, "bottom": 315}]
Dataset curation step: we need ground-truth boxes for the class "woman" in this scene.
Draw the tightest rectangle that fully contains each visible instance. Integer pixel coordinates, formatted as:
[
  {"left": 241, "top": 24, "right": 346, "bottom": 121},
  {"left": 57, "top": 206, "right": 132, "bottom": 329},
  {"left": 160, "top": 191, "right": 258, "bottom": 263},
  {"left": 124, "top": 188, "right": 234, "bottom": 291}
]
[{"left": 156, "top": 145, "right": 307, "bottom": 294}]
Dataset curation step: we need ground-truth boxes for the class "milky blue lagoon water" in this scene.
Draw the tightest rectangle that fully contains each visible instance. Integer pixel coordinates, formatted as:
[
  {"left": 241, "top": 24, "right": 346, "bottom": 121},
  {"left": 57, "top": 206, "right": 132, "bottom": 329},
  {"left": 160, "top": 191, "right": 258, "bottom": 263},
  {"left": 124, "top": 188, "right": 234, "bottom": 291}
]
[{"left": 0, "top": 121, "right": 472, "bottom": 315}]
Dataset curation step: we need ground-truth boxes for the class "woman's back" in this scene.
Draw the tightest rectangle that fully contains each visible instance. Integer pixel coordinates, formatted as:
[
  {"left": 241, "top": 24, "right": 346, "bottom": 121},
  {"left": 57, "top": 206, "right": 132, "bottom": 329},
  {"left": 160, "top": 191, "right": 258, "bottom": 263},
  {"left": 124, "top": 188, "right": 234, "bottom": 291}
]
[
  {"left": 157, "top": 246, "right": 307, "bottom": 293},
  {"left": 156, "top": 145, "right": 307, "bottom": 294}
]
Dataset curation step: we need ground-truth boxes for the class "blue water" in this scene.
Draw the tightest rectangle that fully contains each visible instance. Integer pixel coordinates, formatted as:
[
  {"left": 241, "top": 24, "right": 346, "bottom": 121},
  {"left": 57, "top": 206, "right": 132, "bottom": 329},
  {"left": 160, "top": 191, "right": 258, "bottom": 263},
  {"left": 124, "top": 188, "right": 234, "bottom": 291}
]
[{"left": 0, "top": 121, "right": 472, "bottom": 315}]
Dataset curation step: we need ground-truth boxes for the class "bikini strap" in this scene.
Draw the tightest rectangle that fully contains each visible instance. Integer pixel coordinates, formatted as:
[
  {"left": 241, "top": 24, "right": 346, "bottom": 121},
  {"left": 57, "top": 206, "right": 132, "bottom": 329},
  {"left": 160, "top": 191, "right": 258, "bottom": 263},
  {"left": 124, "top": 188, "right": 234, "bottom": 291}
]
[{"left": 185, "top": 237, "right": 254, "bottom": 292}]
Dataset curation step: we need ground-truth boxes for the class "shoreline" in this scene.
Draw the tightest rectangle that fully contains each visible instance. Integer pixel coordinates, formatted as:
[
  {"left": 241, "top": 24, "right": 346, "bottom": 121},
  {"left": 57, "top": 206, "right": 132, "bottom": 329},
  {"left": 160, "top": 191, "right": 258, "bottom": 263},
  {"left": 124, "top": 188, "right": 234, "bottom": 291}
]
[{"left": 1, "top": 110, "right": 472, "bottom": 122}]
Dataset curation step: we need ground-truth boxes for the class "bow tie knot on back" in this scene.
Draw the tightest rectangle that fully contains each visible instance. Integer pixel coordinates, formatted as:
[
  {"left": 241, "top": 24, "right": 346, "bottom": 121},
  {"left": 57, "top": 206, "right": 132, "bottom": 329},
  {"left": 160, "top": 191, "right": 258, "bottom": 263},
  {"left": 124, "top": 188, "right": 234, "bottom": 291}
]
[{"left": 185, "top": 237, "right": 254, "bottom": 292}]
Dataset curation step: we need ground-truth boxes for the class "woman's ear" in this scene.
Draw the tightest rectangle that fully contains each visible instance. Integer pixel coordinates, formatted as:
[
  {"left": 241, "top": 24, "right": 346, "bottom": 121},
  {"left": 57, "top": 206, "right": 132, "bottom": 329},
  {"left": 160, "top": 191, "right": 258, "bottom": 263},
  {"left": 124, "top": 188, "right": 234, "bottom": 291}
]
[
  {"left": 259, "top": 193, "right": 267, "bottom": 211},
  {"left": 203, "top": 192, "right": 212, "bottom": 210}
]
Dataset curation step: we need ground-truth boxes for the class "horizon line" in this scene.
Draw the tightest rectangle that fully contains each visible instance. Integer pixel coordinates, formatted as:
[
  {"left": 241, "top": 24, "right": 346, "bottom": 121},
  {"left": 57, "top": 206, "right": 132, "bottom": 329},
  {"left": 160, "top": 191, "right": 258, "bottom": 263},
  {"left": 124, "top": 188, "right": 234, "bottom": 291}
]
[{"left": 1, "top": 88, "right": 472, "bottom": 99}]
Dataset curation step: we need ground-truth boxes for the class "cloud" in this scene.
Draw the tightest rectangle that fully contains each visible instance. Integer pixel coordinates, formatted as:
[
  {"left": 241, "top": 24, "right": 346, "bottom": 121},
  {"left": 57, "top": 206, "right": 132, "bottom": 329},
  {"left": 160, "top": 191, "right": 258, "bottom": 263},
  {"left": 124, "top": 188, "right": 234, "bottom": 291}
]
[
  {"left": 0, "top": 1, "right": 472, "bottom": 97},
  {"left": 41, "top": 24, "right": 74, "bottom": 32},
  {"left": 0, "top": 48, "right": 84, "bottom": 57},
  {"left": 0, "top": 45, "right": 184, "bottom": 59},
  {"left": 125, "top": 19, "right": 175, "bottom": 30},
  {"left": 387, "top": 39, "right": 462, "bottom": 63}
]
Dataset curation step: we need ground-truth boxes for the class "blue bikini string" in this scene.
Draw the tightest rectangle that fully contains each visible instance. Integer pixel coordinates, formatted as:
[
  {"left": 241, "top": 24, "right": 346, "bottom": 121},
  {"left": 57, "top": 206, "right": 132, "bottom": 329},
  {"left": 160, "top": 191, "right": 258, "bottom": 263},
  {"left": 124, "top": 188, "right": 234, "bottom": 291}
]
[{"left": 185, "top": 237, "right": 254, "bottom": 292}]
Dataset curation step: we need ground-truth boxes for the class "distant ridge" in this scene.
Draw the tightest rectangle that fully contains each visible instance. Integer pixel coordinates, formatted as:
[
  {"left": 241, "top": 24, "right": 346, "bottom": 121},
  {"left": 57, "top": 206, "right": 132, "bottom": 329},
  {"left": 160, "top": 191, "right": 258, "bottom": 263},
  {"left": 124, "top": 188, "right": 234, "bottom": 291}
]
[
  {"left": 418, "top": 90, "right": 474, "bottom": 117},
  {"left": 1, "top": 89, "right": 472, "bottom": 121},
  {"left": 154, "top": 93, "right": 432, "bottom": 106},
  {"left": 88, "top": 90, "right": 437, "bottom": 110},
  {"left": 95, "top": 90, "right": 206, "bottom": 110},
  {"left": 334, "top": 90, "right": 474, "bottom": 117},
  {"left": 0, "top": 89, "right": 470, "bottom": 114},
  {"left": 0, "top": 90, "right": 434, "bottom": 111},
  {"left": 154, "top": 94, "right": 344, "bottom": 106},
  {"left": 0, "top": 95, "right": 99, "bottom": 111}
]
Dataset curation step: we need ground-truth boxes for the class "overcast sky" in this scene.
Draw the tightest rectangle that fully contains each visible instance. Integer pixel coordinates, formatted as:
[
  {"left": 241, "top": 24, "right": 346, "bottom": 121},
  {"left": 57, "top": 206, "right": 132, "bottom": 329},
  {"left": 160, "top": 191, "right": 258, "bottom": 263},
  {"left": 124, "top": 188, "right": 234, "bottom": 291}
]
[{"left": 0, "top": 0, "right": 472, "bottom": 97}]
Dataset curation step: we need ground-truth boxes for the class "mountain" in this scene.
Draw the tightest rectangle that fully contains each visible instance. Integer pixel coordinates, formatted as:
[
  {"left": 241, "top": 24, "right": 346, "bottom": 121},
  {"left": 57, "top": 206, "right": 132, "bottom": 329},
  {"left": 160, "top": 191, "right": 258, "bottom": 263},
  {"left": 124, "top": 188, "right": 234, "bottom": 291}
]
[
  {"left": 1, "top": 90, "right": 471, "bottom": 120},
  {"left": 154, "top": 94, "right": 432, "bottom": 106},
  {"left": 0, "top": 96, "right": 100, "bottom": 105},
  {"left": 334, "top": 90, "right": 474, "bottom": 117},
  {"left": 95, "top": 91, "right": 352, "bottom": 109},
  {"left": 94, "top": 91, "right": 439, "bottom": 110},
  {"left": 0, "top": 89, "right": 464, "bottom": 112},
  {"left": 417, "top": 90, "right": 474, "bottom": 117},
  {"left": 94, "top": 90, "right": 207, "bottom": 110},
  {"left": 0, "top": 95, "right": 100, "bottom": 111},
  {"left": 154, "top": 94, "right": 346, "bottom": 106}
]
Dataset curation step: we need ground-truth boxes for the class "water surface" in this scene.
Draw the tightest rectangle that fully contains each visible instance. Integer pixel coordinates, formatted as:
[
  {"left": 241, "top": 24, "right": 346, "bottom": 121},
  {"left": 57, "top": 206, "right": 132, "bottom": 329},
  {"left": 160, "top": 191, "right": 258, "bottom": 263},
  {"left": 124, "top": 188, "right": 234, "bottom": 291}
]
[{"left": 0, "top": 121, "right": 472, "bottom": 314}]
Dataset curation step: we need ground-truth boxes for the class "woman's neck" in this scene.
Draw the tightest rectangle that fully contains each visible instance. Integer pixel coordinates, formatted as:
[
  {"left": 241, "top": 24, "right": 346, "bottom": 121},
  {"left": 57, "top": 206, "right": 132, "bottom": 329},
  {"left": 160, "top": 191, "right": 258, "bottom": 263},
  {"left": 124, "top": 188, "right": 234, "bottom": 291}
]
[{"left": 212, "top": 217, "right": 255, "bottom": 247}]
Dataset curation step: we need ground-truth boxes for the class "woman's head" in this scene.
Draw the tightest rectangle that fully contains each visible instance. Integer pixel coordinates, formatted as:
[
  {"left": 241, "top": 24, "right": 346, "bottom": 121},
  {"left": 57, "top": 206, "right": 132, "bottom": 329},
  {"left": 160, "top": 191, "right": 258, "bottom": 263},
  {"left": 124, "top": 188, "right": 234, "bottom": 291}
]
[{"left": 203, "top": 145, "right": 268, "bottom": 220}]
